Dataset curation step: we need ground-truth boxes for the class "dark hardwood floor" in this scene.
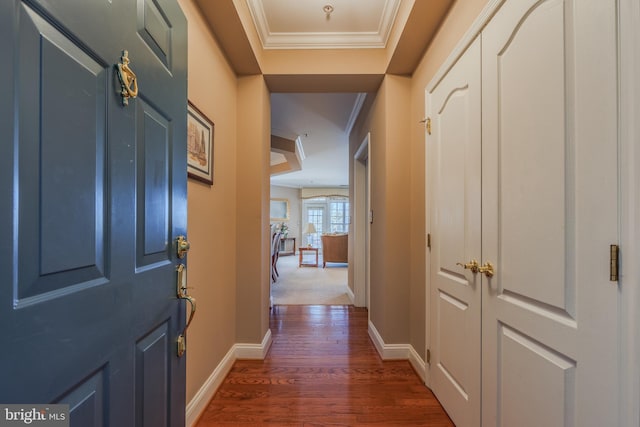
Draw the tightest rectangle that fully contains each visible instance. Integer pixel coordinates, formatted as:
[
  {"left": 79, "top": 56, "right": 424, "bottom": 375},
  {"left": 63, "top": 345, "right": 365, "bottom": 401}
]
[{"left": 196, "top": 305, "right": 454, "bottom": 426}]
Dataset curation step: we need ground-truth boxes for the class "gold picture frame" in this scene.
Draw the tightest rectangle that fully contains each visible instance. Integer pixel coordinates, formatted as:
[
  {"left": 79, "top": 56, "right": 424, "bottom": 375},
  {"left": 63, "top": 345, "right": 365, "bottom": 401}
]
[{"left": 270, "top": 198, "right": 289, "bottom": 221}]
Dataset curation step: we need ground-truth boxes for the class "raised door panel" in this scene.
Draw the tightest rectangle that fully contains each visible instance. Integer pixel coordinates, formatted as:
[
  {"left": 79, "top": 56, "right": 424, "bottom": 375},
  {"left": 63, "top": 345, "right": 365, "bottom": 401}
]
[
  {"left": 481, "top": 0, "right": 619, "bottom": 425},
  {"left": 56, "top": 369, "right": 107, "bottom": 427},
  {"left": 428, "top": 37, "right": 482, "bottom": 427},
  {"left": 496, "top": 0, "right": 568, "bottom": 310},
  {"left": 16, "top": 4, "right": 109, "bottom": 304},
  {"left": 136, "top": 323, "right": 171, "bottom": 427},
  {"left": 499, "top": 325, "right": 576, "bottom": 427},
  {"left": 137, "top": 0, "right": 174, "bottom": 68},
  {"left": 136, "top": 99, "right": 172, "bottom": 269}
]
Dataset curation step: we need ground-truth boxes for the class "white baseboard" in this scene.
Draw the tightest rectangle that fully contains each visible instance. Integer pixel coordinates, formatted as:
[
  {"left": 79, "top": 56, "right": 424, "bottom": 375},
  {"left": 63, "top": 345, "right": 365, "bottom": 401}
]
[
  {"left": 235, "top": 328, "right": 273, "bottom": 359},
  {"left": 185, "top": 346, "right": 235, "bottom": 427},
  {"left": 346, "top": 286, "right": 355, "bottom": 304},
  {"left": 408, "top": 345, "right": 426, "bottom": 383},
  {"left": 368, "top": 320, "right": 426, "bottom": 382},
  {"left": 186, "top": 329, "right": 273, "bottom": 427}
]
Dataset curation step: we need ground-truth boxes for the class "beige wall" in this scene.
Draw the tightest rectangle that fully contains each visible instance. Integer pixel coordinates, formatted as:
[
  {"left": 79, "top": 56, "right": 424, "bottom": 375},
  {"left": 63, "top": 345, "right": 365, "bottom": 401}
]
[
  {"left": 261, "top": 49, "right": 388, "bottom": 76},
  {"left": 235, "top": 75, "right": 272, "bottom": 343},
  {"left": 383, "top": 75, "right": 412, "bottom": 341},
  {"left": 350, "top": 75, "right": 411, "bottom": 343},
  {"left": 179, "top": 0, "right": 239, "bottom": 403},
  {"left": 181, "top": 0, "right": 272, "bottom": 402},
  {"left": 180, "top": 0, "right": 273, "bottom": 404}
]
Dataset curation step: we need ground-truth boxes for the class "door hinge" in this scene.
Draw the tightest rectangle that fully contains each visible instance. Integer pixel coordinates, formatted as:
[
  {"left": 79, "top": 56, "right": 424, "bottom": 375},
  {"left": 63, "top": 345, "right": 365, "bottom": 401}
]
[
  {"left": 427, "top": 349, "right": 431, "bottom": 364},
  {"left": 427, "top": 233, "right": 431, "bottom": 250},
  {"left": 426, "top": 117, "right": 432, "bottom": 135},
  {"left": 610, "top": 244, "right": 619, "bottom": 282}
]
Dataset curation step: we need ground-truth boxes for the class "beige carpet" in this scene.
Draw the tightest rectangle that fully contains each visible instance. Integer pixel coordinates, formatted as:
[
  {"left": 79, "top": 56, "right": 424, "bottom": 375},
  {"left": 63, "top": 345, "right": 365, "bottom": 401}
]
[{"left": 271, "top": 253, "right": 351, "bottom": 305}]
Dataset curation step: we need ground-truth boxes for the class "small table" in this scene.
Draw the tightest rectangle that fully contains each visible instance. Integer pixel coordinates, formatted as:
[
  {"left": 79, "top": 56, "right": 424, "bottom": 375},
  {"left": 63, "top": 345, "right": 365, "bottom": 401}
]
[
  {"left": 299, "top": 247, "right": 318, "bottom": 267},
  {"left": 279, "top": 237, "right": 296, "bottom": 256}
]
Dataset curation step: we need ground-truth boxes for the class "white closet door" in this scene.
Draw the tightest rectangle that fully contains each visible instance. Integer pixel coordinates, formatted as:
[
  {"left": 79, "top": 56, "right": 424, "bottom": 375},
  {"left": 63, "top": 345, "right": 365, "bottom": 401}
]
[
  {"left": 428, "top": 37, "right": 482, "bottom": 427},
  {"left": 481, "top": 0, "right": 619, "bottom": 426}
]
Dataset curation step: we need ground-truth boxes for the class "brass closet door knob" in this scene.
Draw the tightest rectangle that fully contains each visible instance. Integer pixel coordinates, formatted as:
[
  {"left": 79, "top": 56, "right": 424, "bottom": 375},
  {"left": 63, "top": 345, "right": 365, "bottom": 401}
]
[
  {"left": 479, "top": 262, "right": 494, "bottom": 278},
  {"left": 456, "top": 260, "right": 479, "bottom": 274}
]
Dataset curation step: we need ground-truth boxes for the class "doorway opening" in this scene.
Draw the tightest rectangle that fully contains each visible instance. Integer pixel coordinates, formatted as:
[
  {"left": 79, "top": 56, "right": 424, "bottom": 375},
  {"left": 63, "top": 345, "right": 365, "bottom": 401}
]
[{"left": 353, "top": 133, "right": 370, "bottom": 309}]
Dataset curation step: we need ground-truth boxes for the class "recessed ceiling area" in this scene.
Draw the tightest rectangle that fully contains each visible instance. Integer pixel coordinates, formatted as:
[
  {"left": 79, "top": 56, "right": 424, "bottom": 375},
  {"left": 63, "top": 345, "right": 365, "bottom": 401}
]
[
  {"left": 270, "top": 134, "right": 304, "bottom": 176},
  {"left": 193, "top": 0, "right": 455, "bottom": 189},
  {"left": 247, "top": 0, "right": 401, "bottom": 49},
  {"left": 195, "top": 0, "right": 454, "bottom": 77}
]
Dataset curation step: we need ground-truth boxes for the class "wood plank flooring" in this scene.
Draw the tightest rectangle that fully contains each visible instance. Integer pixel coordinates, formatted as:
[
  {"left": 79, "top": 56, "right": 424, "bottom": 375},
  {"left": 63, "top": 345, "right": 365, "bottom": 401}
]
[{"left": 195, "top": 305, "right": 454, "bottom": 426}]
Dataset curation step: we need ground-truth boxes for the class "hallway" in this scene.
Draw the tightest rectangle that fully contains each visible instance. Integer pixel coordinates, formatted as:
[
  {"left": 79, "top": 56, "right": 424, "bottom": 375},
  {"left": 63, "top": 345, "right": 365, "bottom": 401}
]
[
  {"left": 195, "top": 305, "right": 453, "bottom": 426},
  {"left": 271, "top": 254, "right": 350, "bottom": 305}
]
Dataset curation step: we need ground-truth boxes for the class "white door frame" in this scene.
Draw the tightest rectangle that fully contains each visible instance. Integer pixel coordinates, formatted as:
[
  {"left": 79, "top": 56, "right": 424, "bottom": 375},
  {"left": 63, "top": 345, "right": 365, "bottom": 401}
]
[
  {"left": 353, "top": 133, "right": 371, "bottom": 308},
  {"left": 618, "top": 0, "right": 640, "bottom": 424}
]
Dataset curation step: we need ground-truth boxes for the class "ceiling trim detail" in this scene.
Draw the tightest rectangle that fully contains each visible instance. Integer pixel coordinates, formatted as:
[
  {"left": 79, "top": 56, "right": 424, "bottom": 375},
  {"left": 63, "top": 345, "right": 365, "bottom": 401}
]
[
  {"left": 246, "top": 0, "right": 401, "bottom": 49},
  {"left": 345, "top": 93, "right": 367, "bottom": 135}
]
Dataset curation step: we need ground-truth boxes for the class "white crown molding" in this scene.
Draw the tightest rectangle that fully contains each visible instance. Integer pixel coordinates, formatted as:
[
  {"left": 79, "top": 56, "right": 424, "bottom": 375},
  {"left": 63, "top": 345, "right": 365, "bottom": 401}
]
[
  {"left": 261, "top": 32, "right": 386, "bottom": 50},
  {"left": 246, "top": 0, "right": 270, "bottom": 47},
  {"left": 346, "top": 93, "right": 367, "bottom": 136},
  {"left": 295, "top": 136, "right": 305, "bottom": 161},
  {"left": 246, "top": 0, "right": 400, "bottom": 49},
  {"left": 377, "top": 0, "right": 401, "bottom": 46}
]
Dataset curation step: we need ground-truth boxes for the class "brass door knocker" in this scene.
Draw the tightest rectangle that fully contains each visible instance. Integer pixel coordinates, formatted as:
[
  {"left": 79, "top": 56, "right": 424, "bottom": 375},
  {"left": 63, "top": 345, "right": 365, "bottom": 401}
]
[{"left": 116, "top": 50, "right": 138, "bottom": 105}]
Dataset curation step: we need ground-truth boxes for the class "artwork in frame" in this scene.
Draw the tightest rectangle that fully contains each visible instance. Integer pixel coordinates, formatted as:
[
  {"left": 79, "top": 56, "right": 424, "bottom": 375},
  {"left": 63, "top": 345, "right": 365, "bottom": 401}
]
[
  {"left": 270, "top": 198, "right": 290, "bottom": 221},
  {"left": 187, "top": 101, "right": 214, "bottom": 185}
]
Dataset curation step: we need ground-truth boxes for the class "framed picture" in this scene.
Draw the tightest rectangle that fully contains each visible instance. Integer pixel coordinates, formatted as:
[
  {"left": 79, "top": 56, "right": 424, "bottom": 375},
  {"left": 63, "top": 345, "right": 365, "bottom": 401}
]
[
  {"left": 187, "top": 101, "right": 214, "bottom": 185},
  {"left": 270, "top": 198, "right": 289, "bottom": 221}
]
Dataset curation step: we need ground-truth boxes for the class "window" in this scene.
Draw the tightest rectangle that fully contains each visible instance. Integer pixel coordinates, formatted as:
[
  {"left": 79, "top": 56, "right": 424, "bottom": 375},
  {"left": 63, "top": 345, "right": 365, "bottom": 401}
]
[
  {"left": 306, "top": 207, "right": 324, "bottom": 248},
  {"left": 302, "top": 196, "right": 350, "bottom": 248},
  {"left": 329, "top": 200, "right": 350, "bottom": 233}
]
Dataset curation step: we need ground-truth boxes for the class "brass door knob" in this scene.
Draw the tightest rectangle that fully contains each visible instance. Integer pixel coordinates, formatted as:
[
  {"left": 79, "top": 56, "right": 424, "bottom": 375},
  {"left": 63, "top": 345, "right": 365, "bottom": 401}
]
[
  {"left": 456, "top": 260, "right": 479, "bottom": 274},
  {"left": 479, "top": 262, "right": 494, "bottom": 278}
]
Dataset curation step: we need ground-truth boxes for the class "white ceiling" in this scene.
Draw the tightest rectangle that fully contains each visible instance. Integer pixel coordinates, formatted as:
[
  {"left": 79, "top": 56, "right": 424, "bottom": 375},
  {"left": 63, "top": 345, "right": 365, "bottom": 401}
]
[
  {"left": 250, "top": 0, "right": 393, "bottom": 189},
  {"left": 270, "top": 92, "right": 364, "bottom": 188}
]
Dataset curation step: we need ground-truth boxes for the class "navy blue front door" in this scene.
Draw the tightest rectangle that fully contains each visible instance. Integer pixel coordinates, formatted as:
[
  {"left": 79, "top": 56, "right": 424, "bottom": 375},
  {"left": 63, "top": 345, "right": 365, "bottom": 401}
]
[{"left": 0, "top": 1, "right": 188, "bottom": 426}]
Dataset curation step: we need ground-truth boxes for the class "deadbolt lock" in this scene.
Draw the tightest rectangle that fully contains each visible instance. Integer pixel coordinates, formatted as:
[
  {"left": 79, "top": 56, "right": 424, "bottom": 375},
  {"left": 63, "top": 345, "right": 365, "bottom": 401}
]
[{"left": 176, "top": 235, "right": 190, "bottom": 259}]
